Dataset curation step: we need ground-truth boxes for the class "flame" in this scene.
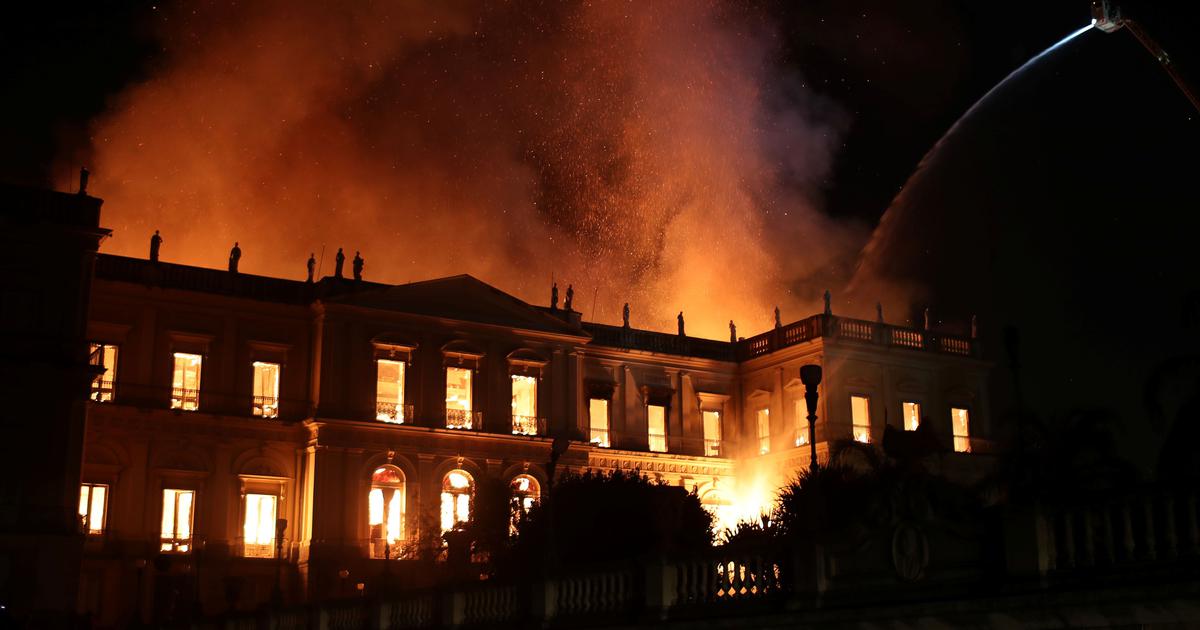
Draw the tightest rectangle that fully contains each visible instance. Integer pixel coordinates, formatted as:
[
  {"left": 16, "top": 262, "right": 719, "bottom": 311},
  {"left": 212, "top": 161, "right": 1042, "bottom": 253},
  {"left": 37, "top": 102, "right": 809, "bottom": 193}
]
[{"left": 79, "top": 0, "right": 863, "bottom": 339}]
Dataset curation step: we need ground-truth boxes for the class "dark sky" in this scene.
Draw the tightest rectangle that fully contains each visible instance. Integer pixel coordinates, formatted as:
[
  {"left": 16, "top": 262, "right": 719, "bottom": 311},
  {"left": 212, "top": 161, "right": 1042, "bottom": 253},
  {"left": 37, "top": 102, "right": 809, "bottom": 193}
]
[{"left": 5, "top": 1, "right": 1194, "bottom": 225}]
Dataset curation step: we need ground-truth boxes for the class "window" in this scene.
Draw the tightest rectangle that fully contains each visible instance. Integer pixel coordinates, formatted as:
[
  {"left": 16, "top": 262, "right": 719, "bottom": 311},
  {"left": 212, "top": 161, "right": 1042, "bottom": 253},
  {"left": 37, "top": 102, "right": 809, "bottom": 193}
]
[
  {"left": 793, "top": 399, "right": 809, "bottom": 447},
  {"left": 589, "top": 398, "right": 610, "bottom": 447},
  {"left": 756, "top": 408, "right": 770, "bottom": 454},
  {"left": 171, "top": 353, "right": 202, "bottom": 411},
  {"left": 702, "top": 410, "right": 722, "bottom": 456},
  {"left": 647, "top": 404, "right": 667, "bottom": 453},
  {"left": 368, "top": 466, "right": 405, "bottom": 558},
  {"left": 161, "top": 488, "right": 195, "bottom": 553},
  {"left": 851, "top": 396, "right": 871, "bottom": 443},
  {"left": 375, "top": 359, "right": 406, "bottom": 423},
  {"left": 902, "top": 401, "right": 921, "bottom": 431},
  {"left": 445, "top": 367, "right": 473, "bottom": 429},
  {"left": 78, "top": 483, "right": 108, "bottom": 534},
  {"left": 509, "top": 475, "right": 540, "bottom": 535},
  {"left": 88, "top": 343, "right": 118, "bottom": 402},
  {"left": 440, "top": 470, "right": 474, "bottom": 534},
  {"left": 252, "top": 361, "right": 280, "bottom": 418},
  {"left": 243, "top": 493, "right": 278, "bottom": 558},
  {"left": 511, "top": 375, "right": 538, "bottom": 435},
  {"left": 952, "top": 407, "right": 971, "bottom": 453}
]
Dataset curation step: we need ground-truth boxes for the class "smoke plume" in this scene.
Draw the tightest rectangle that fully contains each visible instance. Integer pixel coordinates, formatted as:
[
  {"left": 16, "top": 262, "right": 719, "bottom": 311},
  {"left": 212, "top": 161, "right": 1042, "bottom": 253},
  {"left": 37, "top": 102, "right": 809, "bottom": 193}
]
[{"left": 86, "top": 0, "right": 859, "bottom": 338}]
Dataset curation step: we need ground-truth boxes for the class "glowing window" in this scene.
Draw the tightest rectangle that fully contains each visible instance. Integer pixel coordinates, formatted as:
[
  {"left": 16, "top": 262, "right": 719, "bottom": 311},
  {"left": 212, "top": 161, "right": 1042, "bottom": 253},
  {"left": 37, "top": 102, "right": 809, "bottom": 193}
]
[
  {"left": 511, "top": 375, "right": 538, "bottom": 434},
  {"left": 794, "top": 399, "right": 810, "bottom": 447},
  {"left": 161, "top": 488, "right": 195, "bottom": 553},
  {"left": 445, "top": 367, "right": 473, "bottom": 429},
  {"left": 851, "top": 396, "right": 871, "bottom": 443},
  {"left": 952, "top": 407, "right": 971, "bottom": 453},
  {"left": 171, "top": 353, "right": 202, "bottom": 411},
  {"left": 647, "top": 404, "right": 667, "bottom": 453},
  {"left": 702, "top": 410, "right": 722, "bottom": 456},
  {"left": 440, "top": 470, "right": 474, "bottom": 534},
  {"left": 375, "top": 359, "right": 406, "bottom": 423},
  {"left": 756, "top": 408, "right": 770, "bottom": 454},
  {"left": 368, "top": 466, "right": 405, "bottom": 558},
  {"left": 589, "top": 398, "right": 610, "bottom": 447},
  {"left": 88, "top": 343, "right": 118, "bottom": 402},
  {"left": 243, "top": 493, "right": 278, "bottom": 558},
  {"left": 509, "top": 474, "right": 540, "bottom": 535},
  {"left": 78, "top": 483, "right": 108, "bottom": 534},
  {"left": 252, "top": 361, "right": 280, "bottom": 418},
  {"left": 902, "top": 401, "right": 921, "bottom": 431}
]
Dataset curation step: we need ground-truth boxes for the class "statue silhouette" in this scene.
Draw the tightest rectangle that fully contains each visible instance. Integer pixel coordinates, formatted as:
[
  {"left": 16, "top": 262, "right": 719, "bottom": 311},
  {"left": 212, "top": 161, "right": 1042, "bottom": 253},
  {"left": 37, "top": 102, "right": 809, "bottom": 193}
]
[
  {"left": 823, "top": 290, "right": 832, "bottom": 316},
  {"left": 353, "top": 251, "right": 364, "bottom": 281},
  {"left": 622, "top": 303, "right": 630, "bottom": 328},
  {"left": 677, "top": 311, "right": 685, "bottom": 337},
  {"left": 565, "top": 284, "right": 574, "bottom": 311},
  {"left": 306, "top": 253, "right": 316, "bottom": 283},
  {"left": 774, "top": 306, "right": 781, "bottom": 329},
  {"left": 877, "top": 302, "right": 884, "bottom": 323},
  {"left": 729, "top": 320, "right": 737, "bottom": 343},
  {"left": 551, "top": 283, "right": 559, "bottom": 310},
  {"left": 228, "top": 242, "right": 241, "bottom": 273},
  {"left": 150, "top": 230, "right": 162, "bottom": 262},
  {"left": 334, "top": 248, "right": 345, "bottom": 279}
]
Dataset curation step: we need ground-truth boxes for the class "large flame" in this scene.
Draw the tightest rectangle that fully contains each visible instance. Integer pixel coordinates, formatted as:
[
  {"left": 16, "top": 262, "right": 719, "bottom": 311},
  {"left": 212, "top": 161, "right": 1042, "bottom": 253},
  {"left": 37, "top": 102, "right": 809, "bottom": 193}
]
[{"left": 83, "top": 1, "right": 861, "bottom": 338}]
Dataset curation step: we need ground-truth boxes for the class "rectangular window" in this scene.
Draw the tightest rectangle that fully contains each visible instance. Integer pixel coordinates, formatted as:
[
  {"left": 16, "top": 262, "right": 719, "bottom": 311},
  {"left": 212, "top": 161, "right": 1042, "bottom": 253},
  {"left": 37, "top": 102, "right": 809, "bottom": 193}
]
[
  {"left": 589, "top": 398, "right": 610, "bottom": 447},
  {"left": 445, "top": 367, "right": 473, "bottom": 429},
  {"left": 902, "top": 401, "right": 921, "bottom": 431},
  {"left": 647, "top": 404, "right": 667, "bottom": 453},
  {"left": 375, "top": 359, "right": 406, "bottom": 423},
  {"left": 511, "top": 375, "right": 539, "bottom": 435},
  {"left": 243, "top": 493, "right": 278, "bottom": 558},
  {"left": 78, "top": 483, "right": 108, "bottom": 534},
  {"left": 756, "top": 408, "right": 770, "bottom": 454},
  {"left": 793, "top": 399, "right": 810, "bottom": 446},
  {"left": 952, "top": 407, "right": 971, "bottom": 453},
  {"left": 702, "top": 410, "right": 722, "bottom": 456},
  {"left": 160, "top": 488, "right": 195, "bottom": 553},
  {"left": 851, "top": 395, "right": 871, "bottom": 443},
  {"left": 88, "top": 343, "right": 118, "bottom": 402},
  {"left": 252, "top": 361, "right": 281, "bottom": 418},
  {"left": 171, "top": 352, "right": 202, "bottom": 411}
]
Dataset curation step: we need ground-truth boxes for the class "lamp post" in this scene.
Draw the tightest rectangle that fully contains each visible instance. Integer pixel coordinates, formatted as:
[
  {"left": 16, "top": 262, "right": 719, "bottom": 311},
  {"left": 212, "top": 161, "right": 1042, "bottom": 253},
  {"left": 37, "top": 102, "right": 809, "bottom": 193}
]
[
  {"left": 800, "top": 364, "right": 822, "bottom": 470},
  {"left": 272, "top": 518, "right": 287, "bottom": 607}
]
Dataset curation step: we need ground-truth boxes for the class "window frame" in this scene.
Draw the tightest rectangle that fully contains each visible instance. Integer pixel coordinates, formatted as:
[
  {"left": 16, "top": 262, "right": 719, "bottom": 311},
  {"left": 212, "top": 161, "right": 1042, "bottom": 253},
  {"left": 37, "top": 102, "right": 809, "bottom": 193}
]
[
  {"left": 79, "top": 482, "right": 109, "bottom": 535},
  {"left": 702, "top": 409, "right": 723, "bottom": 457},
  {"left": 850, "top": 395, "right": 872, "bottom": 443},
  {"left": 951, "top": 406, "right": 972, "bottom": 453},
  {"left": 170, "top": 352, "right": 204, "bottom": 411},
  {"left": 647, "top": 403, "right": 668, "bottom": 453},
  {"left": 756, "top": 407, "right": 771, "bottom": 455},
  {"left": 440, "top": 469, "right": 475, "bottom": 535},
  {"left": 88, "top": 342, "right": 119, "bottom": 403},
  {"left": 901, "top": 400, "right": 922, "bottom": 432},
  {"left": 367, "top": 465, "right": 406, "bottom": 559},
  {"left": 588, "top": 397, "right": 611, "bottom": 447},
  {"left": 251, "top": 360, "right": 282, "bottom": 419},
  {"left": 160, "top": 487, "right": 197, "bottom": 554}
]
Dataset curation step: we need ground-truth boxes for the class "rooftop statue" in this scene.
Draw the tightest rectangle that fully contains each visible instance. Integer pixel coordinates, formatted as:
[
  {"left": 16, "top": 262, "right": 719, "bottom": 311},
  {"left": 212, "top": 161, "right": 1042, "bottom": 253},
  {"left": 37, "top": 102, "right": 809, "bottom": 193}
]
[
  {"left": 677, "top": 311, "right": 685, "bottom": 337},
  {"left": 353, "top": 251, "right": 364, "bottom": 281},
  {"left": 565, "top": 284, "right": 574, "bottom": 312},
  {"left": 228, "top": 242, "right": 241, "bottom": 273},
  {"left": 150, "top": 230, "right": 162, "bottom": 262},
  {"left": 306, "top": 253, "right": 316, "bottom": 283},
  {"left": 824, "top": 290, "right": 832, "bottom": 316},
  {"left": 551, "top": 282, "right": 559, "bottom": 310},
  {"left": 623, "top": 302, "right": 630, "bottom": 328},
  {"left": 729, "top": 320, "right": 737, "bottom": 343},
  {"left": 334, "top": 248, "right": 345, "bottom": 279}
]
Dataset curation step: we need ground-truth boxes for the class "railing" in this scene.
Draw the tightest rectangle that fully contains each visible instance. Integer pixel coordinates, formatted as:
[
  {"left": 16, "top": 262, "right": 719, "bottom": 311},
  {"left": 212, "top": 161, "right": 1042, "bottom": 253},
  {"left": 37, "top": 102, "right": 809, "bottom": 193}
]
[
  {"left": 90, "top": 380, "right": 115, "bottom": 403},
  {"left": 648, "top": 432, "right": 667, "bottom": 453},
  {"left": 511, "top": 415, "right": 546, "bottom": 436},
  {"left": 704, "top": 439, "right": 723, "bottom": 457},
  {"left": 589, "top": 428, "right": 611, "bottom": 448},
  {"left": 676, "top": 553, "right": 785, "bottom": 604},
  {"left": 170, "top": 388, "right": 200, "bottom": 411},
  {"left": 446, "top": 409, "right": 482, "bottom": 431},
  {"left": 890, "top": 327, "right": 924, "bottom": 349},
  {"left": 375, "top": 401, "right": 413, "bottom": 424},
  {"left": 557, "top": 568, "right": 634, "bottom": 616},
  {"left": 737, "top": 314, "right": 978, "bottom": 360},
  {"left": 253, "top": 395, "right": 279, "bottom": 418},
  {"left": 462, "top": 584, "right": 519, "bottom": 625}
]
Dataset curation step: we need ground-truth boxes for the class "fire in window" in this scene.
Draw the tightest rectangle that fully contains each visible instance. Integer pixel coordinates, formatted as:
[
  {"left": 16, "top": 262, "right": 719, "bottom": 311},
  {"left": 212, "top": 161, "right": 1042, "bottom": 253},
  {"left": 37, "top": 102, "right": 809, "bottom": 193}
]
[
  {"left": 375, "top": 359, "right": 406, "bottom": 423},
  {"left": 78, "top": 483, "right": 108, "bottom": 534},
  {"left": 647, "top": 404, "right": 667, "bottom": 453},
  {"left": 161, "top": 488, "right": 195, "bottom": 553},
  {"left": 171, "top": 353, "right": 202, "bottom": 411},
  {"left": 702, "top": 410, "right": 722, "bottom": 456},
  {"left": 902, "top": 401, "right": 922, "bottom": 431},
  {"left": 952, "top": 407, "right": 971, "bottom": 453},
  {"left": 368, "top": 466, "right": 405, "bottom": 558},
  {"left": 851, "top": 396, "right": 871, "bottom": 443},
  {"left": 793, "top": 399, "right": 810, "bottom": 446},
  {"left": 589, "top": 398, "right": 610, "bottom": 447},
  {"left": 509, "top": 474, "right": 540, "bottom": 535},
  {"left": 756, "top": 408, "right": 770, "bottom": 454},
  {"left": 252, "top": 361, "right": 280, "bottom": 418},
  {"left": 88, "top": 343, "right": 118, "bottom": 402},
  {"left": 511, "top": 375, "right": 538, "bottom": 435},
  {"left": 243, "top": 493, "right": 278, "bottom": 558},
  {"left": 445, "top": 367, "right": 473, "bottom": 429},
  {"left": 440, "top": 470, "right": 474, "bottom": 534}
]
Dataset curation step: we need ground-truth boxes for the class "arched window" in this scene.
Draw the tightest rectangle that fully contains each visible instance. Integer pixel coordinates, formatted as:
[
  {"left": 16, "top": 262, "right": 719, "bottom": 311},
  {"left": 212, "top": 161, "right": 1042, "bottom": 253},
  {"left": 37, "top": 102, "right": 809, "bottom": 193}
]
[
  {"left": 509, "top": 475, "right": 540, "bottom": 535},
  {"left": 368, "top": 466, "right": 405, "bottom": 558},
  {"left": 440, "top": 470, "right": 474, "bottom": 534}
]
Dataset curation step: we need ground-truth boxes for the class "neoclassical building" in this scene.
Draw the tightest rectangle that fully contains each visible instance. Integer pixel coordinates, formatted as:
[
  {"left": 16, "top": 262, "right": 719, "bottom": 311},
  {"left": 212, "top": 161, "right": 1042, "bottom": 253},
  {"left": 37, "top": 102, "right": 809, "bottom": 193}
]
[{"left": 71, "top": 224, "right": 989, "bottom": 626}]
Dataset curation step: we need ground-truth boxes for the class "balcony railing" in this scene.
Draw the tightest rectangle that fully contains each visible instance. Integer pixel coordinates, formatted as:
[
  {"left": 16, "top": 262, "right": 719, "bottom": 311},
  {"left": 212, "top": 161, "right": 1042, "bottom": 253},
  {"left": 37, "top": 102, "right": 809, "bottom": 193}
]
[
  {"left": 589, "top": 428, "right": 611, "bottom": 448},
  {"left": 252, "top": 395, "right": 279, "bottom": 418},
  {"left": 90, "top": 380, "right": 115, "bottom": 403},
  {"left": 737, "top": 314, "right": 980, "bottom": 361},
  {"left": 445, "top": 408, "right": 482, "bottom": 431},
  {"left": 704, "top": 438, "right": 722, "bottom": 457},
  {"left": 170, "top": 388, "right": 200, "bottom": 411},
  {"left": 376, "top": 401, "right": 413, "bottom": 424},
  {"left": 511, "top": 415, "right": 546, "bottom": 436},
  {"left": 648, "top": 432, "right": 668, "bottom": 453}
]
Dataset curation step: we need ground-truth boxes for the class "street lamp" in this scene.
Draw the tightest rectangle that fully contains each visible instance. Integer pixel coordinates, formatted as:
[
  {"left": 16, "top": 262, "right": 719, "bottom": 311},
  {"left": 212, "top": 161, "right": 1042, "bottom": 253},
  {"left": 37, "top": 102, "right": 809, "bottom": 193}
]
[{"left": 799, "top": 364, "right": 822, "bottom": 470}]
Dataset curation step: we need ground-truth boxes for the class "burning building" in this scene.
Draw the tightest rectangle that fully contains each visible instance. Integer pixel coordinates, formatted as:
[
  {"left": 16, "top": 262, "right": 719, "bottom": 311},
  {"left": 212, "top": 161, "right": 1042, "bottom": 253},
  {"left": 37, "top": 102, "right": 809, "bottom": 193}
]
[{"left": 48, "top": 193, "right": 989, "bottom": 625}]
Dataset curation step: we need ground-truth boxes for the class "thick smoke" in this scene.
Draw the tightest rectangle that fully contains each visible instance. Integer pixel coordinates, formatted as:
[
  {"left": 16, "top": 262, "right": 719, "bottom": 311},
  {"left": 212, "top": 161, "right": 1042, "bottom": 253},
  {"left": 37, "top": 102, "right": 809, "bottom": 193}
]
[{"left": 86, "top": 0, "right": 858, "bottom": 338}]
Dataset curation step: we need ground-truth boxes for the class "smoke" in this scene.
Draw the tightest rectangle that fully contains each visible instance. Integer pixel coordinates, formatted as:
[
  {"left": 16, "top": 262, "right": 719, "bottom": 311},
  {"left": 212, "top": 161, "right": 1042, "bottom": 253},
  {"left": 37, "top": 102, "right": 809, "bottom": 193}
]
[{"left": 85, "top": 0, "right": 859, "bottom": 338}]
